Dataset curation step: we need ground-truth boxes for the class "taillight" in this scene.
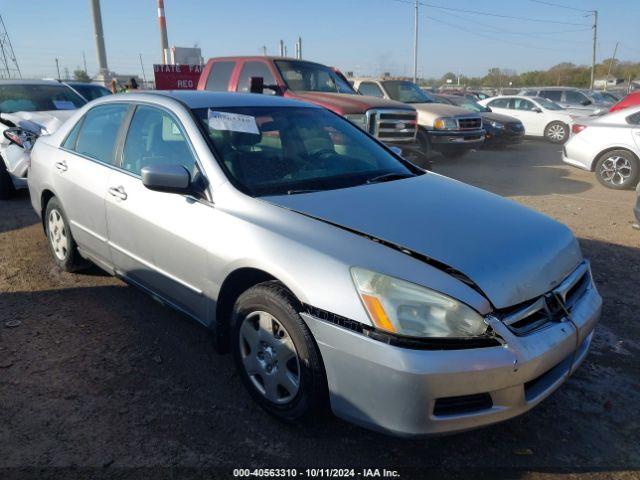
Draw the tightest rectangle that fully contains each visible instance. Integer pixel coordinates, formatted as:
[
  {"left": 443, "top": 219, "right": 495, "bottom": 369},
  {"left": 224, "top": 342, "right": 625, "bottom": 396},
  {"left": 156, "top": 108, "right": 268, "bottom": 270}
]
[{"left": 572, "top": 124, "right": 587, "bottom": 135}]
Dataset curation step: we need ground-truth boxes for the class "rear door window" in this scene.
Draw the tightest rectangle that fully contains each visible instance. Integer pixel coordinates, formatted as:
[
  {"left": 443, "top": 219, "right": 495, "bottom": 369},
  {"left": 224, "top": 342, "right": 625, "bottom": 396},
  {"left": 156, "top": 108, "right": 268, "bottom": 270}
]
[
  {"left": 488, "top": 98, "right": 510, "bottom": 109},
  {"left": 237, "top": 61, "right": 276, "bottom": 94},
  {"left": 514, "top": 99, "right": 536, "bottom": 111},
  {"left": 73, "top": 104, "right": 128, "bottom": 165},
  {"left": 358, "top": 82, "right": 385, "bottom": 98},
  {"left": 205, "top": 61, "right": 236, "bottom": 91},
  {"left": 539, "top": 90, "right": 562, "bottom": 102},
  {"left": 564, "top": 90, "right": 588, "bottom": 104}
]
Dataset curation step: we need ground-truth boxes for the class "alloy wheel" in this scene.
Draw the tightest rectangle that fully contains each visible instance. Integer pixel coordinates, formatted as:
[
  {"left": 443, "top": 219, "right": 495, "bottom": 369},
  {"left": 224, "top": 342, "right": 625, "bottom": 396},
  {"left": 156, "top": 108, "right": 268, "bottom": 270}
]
[
  {"left": 48, "top": 209, "right": 69, "bottom": 261},
  {"left": 238, "top": 310, "right": 301, "bottom": 404},
  {"left": 547, "top": 124, "right": 566, "bottom": 141},
  {"left": 599, "top": 155, "right": 632, "bottom": 186}
]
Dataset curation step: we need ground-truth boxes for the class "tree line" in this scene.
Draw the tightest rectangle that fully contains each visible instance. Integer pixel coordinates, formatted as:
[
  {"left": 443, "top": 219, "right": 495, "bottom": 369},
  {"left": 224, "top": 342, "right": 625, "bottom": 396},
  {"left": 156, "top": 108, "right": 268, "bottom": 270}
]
[{"left": 427, "top": 58, "right": 640, "bottom": 89}]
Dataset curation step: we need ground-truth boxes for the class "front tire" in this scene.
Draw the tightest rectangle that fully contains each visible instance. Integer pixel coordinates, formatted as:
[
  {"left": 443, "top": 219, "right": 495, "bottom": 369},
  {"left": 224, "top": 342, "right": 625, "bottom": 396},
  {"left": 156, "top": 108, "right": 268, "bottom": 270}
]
[
  {"left": 44, "top": 197, "right": 88, "bottom": 272},
  {"left": 544, "top": 121, "right": 569, "bottom": 144},
  {"left": 595, "top": 150, "right": 639, "bottom": 190},
  {"left": 0, "top": 158, "right": 16, "bottom": 200},
  {"left": 232, "top": 281, "right": 327, "bottom": 423}
]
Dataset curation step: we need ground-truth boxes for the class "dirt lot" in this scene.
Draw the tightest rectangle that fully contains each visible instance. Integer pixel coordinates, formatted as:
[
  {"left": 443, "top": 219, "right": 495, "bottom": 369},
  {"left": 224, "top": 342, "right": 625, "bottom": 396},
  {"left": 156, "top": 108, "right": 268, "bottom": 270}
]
[{"left": 1, "top": 140, "right": 639, "bottom": 479}]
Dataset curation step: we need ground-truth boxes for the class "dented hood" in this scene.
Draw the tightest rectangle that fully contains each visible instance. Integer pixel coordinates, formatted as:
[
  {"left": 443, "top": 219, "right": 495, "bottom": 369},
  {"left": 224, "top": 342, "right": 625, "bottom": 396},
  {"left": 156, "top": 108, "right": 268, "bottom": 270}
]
[
  {"left": 265, "top": 174, "right": 582, "bottom": 309},
  {"left": 0, "top": 110, "right": 75, "bottom": 135}
]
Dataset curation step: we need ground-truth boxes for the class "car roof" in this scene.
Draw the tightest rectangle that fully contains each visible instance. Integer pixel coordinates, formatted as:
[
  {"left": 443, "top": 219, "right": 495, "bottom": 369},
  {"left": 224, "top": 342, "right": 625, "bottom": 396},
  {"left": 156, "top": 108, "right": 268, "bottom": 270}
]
[
  {"left": 0, "top": 79, "right": 69, "bottom": 86},
  {"left": 65, "top": 81, "right": 107, "bottom": 88},
  {"left": 102, "top": 90, "right": 322, "bottom": 110}
]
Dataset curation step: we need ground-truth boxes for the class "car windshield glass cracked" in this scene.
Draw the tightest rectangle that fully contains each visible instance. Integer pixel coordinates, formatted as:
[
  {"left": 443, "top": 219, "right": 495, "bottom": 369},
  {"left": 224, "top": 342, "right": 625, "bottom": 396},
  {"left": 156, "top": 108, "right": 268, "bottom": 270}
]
[{"left": 194, "top": 106, "right": 419, "bottom": 196}]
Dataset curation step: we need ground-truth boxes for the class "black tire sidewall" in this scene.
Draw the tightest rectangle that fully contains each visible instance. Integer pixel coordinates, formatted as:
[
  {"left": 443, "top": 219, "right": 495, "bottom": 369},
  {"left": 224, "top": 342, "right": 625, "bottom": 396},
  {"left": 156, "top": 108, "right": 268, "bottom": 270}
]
[
  {"left": 231, "top": 282, "right": 327, "bottom": 422},
  {"left": 595, "top": 150, "right": 640, "bottom": 190},
  {"left": 0, "top": 158, "right": 16, "bottom": 200},
  {"left": 545, "top": 122, "right": 569, "bottom": 144}
]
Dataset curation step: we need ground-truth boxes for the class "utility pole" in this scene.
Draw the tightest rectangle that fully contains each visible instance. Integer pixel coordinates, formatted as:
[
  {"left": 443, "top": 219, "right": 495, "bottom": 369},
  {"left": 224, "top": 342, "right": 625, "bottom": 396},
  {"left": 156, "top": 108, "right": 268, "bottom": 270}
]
[
  {"left": 55, "top": 58, "right": 61, "bottom": 80},
  {"left": 262, "top": 45, "right": 267, "bottom": 56},
  {"left": 139, "top": 53, "right": 147, "bottom": 85},
  {"left": 413, "top": 0, "right": 418, "bottom": 84},
  {"left": 279, "top": 40, "right": 284, "bottom": 57},
  {"left": 590, "top": 10, "right": 598, "bottom": 90},
  {"left": 82, "top": 51, "right": 88, "bottom": 73},
  {"left": 605, "top": 41, "right": 619, "bottom": 91}
]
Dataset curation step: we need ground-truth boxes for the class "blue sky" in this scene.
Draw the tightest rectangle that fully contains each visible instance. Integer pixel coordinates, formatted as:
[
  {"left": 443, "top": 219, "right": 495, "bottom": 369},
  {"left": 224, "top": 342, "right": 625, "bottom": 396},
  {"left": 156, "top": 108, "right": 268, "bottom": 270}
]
[{"left": 3, "top": 0, "right": 639, "bottom": 80}]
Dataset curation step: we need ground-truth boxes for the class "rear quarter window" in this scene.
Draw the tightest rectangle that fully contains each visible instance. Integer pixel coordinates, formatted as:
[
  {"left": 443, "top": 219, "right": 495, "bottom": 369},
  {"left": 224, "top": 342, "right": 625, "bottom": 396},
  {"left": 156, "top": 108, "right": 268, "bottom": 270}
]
[
  {"left": 205, "top": 61, "right": 236, "bottom": 91},
  {"left": 627, "top": 112, "right": 640, "bottom": 125}
]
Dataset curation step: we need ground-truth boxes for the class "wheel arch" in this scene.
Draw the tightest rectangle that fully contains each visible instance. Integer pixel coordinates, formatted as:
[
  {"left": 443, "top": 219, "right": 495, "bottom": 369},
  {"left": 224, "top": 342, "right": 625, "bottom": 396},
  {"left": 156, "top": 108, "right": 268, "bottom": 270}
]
[
  {"left": 592, "top": 146, "right": 640, "bottom": 172},
  {"left": 40, "top": 189, "right": 56, "bottom": 232},
  {"left": 213, "top": 267, "right": 303, "bottom": 353}
]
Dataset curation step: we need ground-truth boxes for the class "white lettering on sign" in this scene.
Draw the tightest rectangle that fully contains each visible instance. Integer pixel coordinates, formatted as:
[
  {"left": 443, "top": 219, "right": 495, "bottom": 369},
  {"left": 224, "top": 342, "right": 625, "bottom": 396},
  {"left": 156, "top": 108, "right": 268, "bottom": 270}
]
[{"left": 207, "top": 110, "right": 259, "bottom": 135}]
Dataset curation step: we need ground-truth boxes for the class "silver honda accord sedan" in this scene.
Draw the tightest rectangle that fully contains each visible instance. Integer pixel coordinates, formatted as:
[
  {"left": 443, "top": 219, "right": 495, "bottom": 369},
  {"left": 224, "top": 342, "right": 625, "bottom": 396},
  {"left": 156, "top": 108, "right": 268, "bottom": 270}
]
[{"left": 28, "top": 91, "right": 601, "bottom": 437}]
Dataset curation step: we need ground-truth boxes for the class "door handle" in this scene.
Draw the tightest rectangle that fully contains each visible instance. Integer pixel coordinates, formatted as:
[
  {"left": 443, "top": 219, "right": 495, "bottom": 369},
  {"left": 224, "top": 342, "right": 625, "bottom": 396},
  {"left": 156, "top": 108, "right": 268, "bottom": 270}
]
[
  {"left": 55, "top": 161, "right": 67, "bottom": 172},
  {"left": 108, "top": 186, "right": 128, "bottom": 200}
]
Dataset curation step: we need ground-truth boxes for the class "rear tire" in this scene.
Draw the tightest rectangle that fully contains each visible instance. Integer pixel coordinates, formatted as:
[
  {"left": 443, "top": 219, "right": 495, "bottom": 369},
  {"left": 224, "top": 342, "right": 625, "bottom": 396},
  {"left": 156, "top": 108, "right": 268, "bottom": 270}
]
[
  {"left": 0, "top": 158, "right": 16, "bottom": 200},
  {"left": 595, "top": 149, "right": 639, "bottom": 190},
  {"left": 232, "top": 281, "right": 328, "bottom": 423},
  {"left": 44, "top": 197, "right": 89, "bottom": 272},
  {"left": 544, "top": 121, "right": 569, "bottom": 144}
]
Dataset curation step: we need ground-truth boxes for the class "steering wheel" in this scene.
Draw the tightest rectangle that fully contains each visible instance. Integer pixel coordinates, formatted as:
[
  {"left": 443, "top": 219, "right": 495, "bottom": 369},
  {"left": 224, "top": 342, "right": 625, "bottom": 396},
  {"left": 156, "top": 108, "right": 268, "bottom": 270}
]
[{"left": 299, "top": 148, "right": 338, "bottom": 171}]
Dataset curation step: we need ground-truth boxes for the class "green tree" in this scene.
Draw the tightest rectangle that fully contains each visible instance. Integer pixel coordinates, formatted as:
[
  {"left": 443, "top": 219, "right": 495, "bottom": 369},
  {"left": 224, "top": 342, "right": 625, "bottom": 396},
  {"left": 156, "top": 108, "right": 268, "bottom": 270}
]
[{"left": 73, "top": 70, "right": 91, "bottom": 82}]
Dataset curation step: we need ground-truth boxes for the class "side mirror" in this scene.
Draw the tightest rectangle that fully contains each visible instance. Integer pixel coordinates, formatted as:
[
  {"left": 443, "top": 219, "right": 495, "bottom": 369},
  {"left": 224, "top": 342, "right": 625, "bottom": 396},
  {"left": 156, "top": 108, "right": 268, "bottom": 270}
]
[
  {"left": 249, "top": 76, "right": 281, "bottom": 95},
  {"left": 389, "top": 146, "right": 403, "bottom": 156},
  {"left": 581, "top": 99, "right": 592, "bottom": 106},
  {"left": 486, "top": 106, "right": 492, "bottom": 112},
  {"left": 533, "top": 107, "right": 542, "bottom": 113},
  {"left": 141, "top": 164, "right": 191, "bottom": 194},
  {"left": 3, "top": 127, "right": 37, "bottom": 150}
]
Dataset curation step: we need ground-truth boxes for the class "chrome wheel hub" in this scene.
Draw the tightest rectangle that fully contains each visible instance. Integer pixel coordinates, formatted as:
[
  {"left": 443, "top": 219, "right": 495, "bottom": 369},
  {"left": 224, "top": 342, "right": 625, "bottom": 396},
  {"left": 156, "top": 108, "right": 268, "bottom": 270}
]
[
  {"left": 239, "top": 311, "right": 301, "bottom": 404},
  {"left": 48, "top": 209, "right": 69, "bottom": 261},
  {"left": 600, "top": 155, "right": 632, "bottom": 185}
]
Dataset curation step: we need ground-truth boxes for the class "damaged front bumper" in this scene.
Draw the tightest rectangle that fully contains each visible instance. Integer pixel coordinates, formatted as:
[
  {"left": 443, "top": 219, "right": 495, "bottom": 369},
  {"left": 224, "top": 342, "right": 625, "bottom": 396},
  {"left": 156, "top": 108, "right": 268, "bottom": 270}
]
[{"left": 301, "top": 262, "right": 602, "bottom": 437}]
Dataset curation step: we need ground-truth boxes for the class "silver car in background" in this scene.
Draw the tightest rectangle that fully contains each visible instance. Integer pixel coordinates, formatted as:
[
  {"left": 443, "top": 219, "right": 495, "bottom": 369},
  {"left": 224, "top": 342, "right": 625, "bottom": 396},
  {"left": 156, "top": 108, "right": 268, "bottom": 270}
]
[
  {"left": 0, "top": 80, "right": 86, "bottom": 198},
  {"left": 28, "top": 91, "right": 601, "bottom": 437},
  {"left": 563, "top": 106, "right": 640, "bottom": 189}
]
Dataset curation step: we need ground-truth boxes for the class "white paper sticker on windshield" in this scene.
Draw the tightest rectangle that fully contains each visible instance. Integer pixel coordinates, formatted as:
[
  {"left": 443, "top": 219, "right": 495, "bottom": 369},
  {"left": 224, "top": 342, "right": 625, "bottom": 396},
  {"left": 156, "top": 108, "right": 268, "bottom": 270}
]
[
  {"left": 53, "top": 100, "right": 76, "bottom": 110},
  {"left": 208, "top": 110, "right": 259, "bottom": 135}
]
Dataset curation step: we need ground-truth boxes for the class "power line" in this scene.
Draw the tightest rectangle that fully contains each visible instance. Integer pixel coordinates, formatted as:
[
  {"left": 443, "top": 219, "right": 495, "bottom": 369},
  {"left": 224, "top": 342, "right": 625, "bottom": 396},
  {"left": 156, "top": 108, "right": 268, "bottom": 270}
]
[
  {"left": 436, "top": 9, "right": 590, "bottom": 43},
  {"left": 392, "top": 0, "right": 590, "bottom": 26},
  {"left": 528, "top": 0, "right": 593, "bottom": 13},
  {"left": 426, "top": 14, "right": 580, "bottom": 54}
]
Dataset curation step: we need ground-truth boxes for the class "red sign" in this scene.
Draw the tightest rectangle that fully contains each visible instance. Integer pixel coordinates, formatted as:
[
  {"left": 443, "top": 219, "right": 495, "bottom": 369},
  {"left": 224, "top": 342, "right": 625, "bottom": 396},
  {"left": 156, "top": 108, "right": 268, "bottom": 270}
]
[{"left": 153, "top": 64, "right": 202, "bottom": 90}]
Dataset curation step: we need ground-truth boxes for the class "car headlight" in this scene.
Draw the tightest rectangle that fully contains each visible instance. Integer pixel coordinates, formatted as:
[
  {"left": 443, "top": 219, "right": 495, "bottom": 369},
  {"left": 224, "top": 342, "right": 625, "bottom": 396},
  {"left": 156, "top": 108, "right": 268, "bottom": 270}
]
[
  {"left": 489, "top": 120, "right": 504, "bottom": 129},
  {"left": 351, "top": 267, "right": 488, "bottom": 338},
  {"left": 433, "top": 117, "right": 458, "bottom": 130},
  {"left": 344, "top": 114, "right": 367, "bottom": 130}
]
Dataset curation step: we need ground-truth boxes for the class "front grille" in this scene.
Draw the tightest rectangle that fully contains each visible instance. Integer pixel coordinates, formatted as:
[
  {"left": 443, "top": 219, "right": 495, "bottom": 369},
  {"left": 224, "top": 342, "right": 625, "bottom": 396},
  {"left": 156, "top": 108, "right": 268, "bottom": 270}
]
[
  {"left": 433, "top": 393, "right": 493, "bottom": 416},
  {"left": 457, "top": 117, "right": 482, "bottom": 130},
  {"left": 367, "top": 109, "right": 417, "bottom": 143},
  {"left": 498, "top": 262, "right": 591, "bottom": 336}
]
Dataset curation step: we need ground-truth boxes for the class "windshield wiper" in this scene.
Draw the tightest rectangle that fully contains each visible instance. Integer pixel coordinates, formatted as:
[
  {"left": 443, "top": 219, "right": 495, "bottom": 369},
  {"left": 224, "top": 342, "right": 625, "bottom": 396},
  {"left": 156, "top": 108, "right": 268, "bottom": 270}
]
[
  {"left": 365, "top": 172, "right": 415, "bottom": 185},
  {"left": 286, "top": 188, "right": 322, "bottom": 195}
]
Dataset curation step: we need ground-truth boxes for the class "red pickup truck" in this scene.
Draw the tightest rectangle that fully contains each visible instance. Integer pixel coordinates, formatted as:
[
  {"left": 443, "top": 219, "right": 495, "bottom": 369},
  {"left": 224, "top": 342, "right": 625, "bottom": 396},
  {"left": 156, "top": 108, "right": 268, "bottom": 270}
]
[{"left": 197, "top": 56, "right": 427, "bottom": 165}]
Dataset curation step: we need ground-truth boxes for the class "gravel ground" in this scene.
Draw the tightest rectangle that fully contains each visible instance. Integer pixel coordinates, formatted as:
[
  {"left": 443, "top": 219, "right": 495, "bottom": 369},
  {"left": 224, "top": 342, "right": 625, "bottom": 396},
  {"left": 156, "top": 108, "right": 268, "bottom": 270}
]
[{"left": 1, "top": 140, "right": 639, "bottom": 479}]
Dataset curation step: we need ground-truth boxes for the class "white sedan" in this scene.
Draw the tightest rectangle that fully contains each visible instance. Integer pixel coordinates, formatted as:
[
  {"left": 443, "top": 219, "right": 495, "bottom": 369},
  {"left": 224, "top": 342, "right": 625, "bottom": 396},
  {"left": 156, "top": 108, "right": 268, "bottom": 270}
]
[
  {"left": 563, "top": 106, "right": 640, "bottom": 189},
  {"left": 478, "top": 95, "right": 576, "bottom": 144}
]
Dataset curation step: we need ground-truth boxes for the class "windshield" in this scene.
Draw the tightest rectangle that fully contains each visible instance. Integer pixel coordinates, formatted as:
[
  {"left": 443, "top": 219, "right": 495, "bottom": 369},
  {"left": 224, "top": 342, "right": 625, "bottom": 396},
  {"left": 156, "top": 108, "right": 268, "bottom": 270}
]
[
  {"left": 274, "top": 60, "right": 356, "bottom": 94},
  {"left": 194, "top": 106, "right": 420, "bottom": 197},
  {"left": 448, "top": 96, "right": 489, "bottom": 113},
  {"left": 0, "top": 84, "right": 86, "bottom": 113},
  {"left": 382, "top": 81, "right": 434, "bottom": 103},
  {"left": 535, "top": 97, "right": 563, "bottom": 111},
  {"left": 70, "top": 83, "right": 111, "bottom": 101}
]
